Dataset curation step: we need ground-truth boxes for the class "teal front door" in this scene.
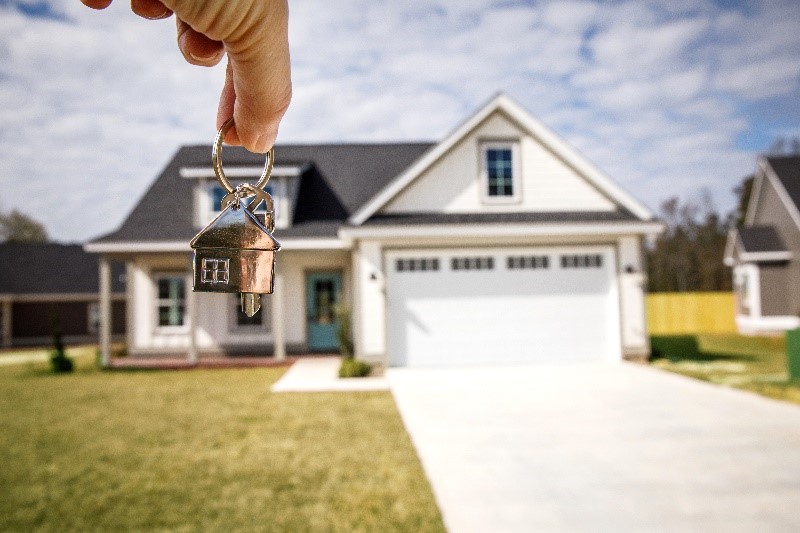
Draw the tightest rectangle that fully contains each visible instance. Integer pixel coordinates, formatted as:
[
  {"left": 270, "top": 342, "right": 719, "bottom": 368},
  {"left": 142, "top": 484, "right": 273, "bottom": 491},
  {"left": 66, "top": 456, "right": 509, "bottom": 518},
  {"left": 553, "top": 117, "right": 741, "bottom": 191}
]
[{"left": 306, "top": 272, "right": 342, "bottom": 351}]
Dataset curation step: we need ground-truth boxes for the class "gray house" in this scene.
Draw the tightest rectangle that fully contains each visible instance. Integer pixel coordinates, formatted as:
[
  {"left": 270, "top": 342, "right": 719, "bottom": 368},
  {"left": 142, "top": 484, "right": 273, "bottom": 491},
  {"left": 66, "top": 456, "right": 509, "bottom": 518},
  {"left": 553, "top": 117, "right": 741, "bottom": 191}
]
[
  {"left": 724, "top": 156, "right": 800, "bottom": 334},
  {"left": 0, "top": 243, "right": 126, "bottom": 347}
]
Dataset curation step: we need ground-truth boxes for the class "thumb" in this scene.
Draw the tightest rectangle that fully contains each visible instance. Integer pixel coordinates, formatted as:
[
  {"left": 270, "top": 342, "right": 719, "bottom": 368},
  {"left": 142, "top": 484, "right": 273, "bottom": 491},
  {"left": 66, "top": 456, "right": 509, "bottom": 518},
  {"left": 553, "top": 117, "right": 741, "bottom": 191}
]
[{"left": 217, "top": 3, "right": 291, "bottom": 153}]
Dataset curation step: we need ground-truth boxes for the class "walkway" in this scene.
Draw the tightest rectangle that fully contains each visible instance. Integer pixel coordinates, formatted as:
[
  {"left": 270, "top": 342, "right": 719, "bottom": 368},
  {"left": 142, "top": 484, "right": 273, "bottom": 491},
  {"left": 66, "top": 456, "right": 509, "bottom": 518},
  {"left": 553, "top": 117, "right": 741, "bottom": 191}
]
[{"left": 388, "top": 362, "right": 800, "bottom": 533}]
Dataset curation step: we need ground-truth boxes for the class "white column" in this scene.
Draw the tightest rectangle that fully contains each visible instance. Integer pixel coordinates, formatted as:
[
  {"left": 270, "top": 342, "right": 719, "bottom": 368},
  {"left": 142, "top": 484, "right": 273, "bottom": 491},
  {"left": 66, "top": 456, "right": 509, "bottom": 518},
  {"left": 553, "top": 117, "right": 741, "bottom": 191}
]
[
  {"left": 187, "top": 272, "right": 198, "bottom": 365},
  {"left": 1, "top": 299, "right": 12, "bottom": 348},
  {"left": 272, "top": 274, "right": 286, "bottom": 361},
  {"left": 99, "top": 256, "right": 111, "bottom": 367}
]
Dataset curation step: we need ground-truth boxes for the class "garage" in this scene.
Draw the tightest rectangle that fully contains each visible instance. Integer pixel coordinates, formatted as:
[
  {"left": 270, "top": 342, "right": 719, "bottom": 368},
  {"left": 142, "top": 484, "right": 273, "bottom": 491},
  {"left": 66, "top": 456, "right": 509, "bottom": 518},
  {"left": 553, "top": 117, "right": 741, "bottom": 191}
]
[{"left": 385, "top": 246, "right": 621, "bottom": 367}]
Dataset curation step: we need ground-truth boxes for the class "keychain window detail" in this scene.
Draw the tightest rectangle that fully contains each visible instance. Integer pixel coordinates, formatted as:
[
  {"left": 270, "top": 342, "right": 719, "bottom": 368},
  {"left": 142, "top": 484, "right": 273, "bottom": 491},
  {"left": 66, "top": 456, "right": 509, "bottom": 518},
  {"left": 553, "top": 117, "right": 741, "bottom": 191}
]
[
  {"left": 200, "top": 258, "right": 230, "bottom": 284},
  {"left": 561, "top": 254, "right": 603, "bottom": 269},
  {"left": 452, "top": 257, "right": 494, "bottom": 271},
  {"left": 507, "top": 255, "right": 549, "bottom": 270},
  {"left": 396, "top": 258, "right": 439, "bottom": 272}
]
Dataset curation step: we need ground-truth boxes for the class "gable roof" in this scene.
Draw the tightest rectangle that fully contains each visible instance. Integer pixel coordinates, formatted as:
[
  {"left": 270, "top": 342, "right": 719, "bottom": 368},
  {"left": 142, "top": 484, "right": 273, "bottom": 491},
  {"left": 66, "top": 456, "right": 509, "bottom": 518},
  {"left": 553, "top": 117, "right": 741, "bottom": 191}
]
[
  {"left": 190, "top": 204, "right": 280, "bottom": 251},
  {"left": 0, "top": 243, "right": 125, "bottom": 295},
  {"left": 89, "top": 142, "right": 433, "bottom": 244},
  {"left": 746, "top": 155, "right": 800, "bottom": 232},
  {"left": 349, "top": 93, "right": 654, "bottom": 225}
]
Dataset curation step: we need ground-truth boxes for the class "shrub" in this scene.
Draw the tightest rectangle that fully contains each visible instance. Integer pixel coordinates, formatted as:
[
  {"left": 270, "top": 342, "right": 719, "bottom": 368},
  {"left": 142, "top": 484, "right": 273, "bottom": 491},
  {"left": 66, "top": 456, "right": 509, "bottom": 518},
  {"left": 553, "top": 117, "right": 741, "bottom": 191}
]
[
  {"left": 49, "top": 316, "right": 73, "bottom": 374},
  {"left": 338, "top": 357, "right": 372, "bottom": 378},
  {"left": 335, "top": 304, "right": 354, "bottom": 358}
]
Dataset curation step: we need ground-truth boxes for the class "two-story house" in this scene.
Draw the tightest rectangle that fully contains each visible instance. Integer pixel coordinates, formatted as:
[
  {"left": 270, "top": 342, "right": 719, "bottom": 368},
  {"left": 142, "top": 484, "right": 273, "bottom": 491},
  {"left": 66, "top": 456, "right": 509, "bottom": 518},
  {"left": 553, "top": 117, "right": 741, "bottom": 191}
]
[{"left": 86, "top": 93, "right": 662, "bottom": 367}]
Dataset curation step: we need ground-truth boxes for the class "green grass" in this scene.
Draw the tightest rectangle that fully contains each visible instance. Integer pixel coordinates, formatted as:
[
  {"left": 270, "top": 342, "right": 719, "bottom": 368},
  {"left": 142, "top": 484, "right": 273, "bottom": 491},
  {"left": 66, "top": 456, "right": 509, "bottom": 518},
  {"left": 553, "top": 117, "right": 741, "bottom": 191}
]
[
  {"left": 650, "top": 333, "right": 800, "bottom": 404},
  {"left": 0, "top": 356, "right": 444, "bottom": 532}
]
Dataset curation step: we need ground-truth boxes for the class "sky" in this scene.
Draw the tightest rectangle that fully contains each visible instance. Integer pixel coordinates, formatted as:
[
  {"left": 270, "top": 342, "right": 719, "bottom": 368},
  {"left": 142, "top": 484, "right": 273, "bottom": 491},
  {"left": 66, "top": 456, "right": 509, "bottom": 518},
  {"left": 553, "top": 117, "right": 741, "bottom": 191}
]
[{"left": 1, "top": 0, "right": 799, "bottom": 242}]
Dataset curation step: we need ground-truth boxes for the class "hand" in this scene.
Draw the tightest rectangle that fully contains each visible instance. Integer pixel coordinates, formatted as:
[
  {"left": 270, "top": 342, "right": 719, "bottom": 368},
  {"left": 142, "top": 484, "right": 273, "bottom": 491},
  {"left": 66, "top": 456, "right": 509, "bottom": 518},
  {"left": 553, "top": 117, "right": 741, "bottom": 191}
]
[{"left": 81, "top": 0, "right": 292, "bottom": 153}]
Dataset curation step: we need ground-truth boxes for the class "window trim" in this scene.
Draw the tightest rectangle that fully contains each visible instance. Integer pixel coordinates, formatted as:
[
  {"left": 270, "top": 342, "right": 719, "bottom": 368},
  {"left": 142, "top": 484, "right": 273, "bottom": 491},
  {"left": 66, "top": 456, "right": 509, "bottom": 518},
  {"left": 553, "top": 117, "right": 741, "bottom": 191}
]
[
  {"left": 154, "top": 273, "right": 188, "bottom": 332},
  {"left": 480, "top": 140, "right": 522, "bottom": 205}
]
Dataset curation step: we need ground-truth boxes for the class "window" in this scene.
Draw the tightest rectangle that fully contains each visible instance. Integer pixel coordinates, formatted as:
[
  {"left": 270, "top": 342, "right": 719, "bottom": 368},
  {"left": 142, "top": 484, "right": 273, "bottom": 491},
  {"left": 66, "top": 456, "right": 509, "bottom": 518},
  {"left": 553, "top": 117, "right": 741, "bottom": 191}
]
[
  {"left": 232, "top": 295, "right": 265, "bottom": 328},
  {"left": 560, "top": 254, "right": 603, "bottom": 269},
  {"left": 452, "top": 257, "right": 494, "bottom": 271},
  {"left": 201, "top": 258, "right": 229, "bottom": 284},
  {"left": 156, "top": 275, "right": 185, "bottom": 327},
  {"left": 396, "top": 258, "right": 440, "bottom": 272},
  {"left": 211, "top": 183, "right": 275, "bottom": 214},
  {"left": 507, "top": 255, "right": 549, "bottom": 270},
  {"left": 481, "top": 141, "right": 520, "bottom": 203}
]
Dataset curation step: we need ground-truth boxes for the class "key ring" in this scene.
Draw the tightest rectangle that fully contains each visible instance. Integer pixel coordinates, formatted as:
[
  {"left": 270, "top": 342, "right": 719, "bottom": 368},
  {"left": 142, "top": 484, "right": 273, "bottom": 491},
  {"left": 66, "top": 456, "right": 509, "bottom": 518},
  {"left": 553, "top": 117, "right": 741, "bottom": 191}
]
[{"left": 212, "top": 118, "right": 274, "bottom": 194}]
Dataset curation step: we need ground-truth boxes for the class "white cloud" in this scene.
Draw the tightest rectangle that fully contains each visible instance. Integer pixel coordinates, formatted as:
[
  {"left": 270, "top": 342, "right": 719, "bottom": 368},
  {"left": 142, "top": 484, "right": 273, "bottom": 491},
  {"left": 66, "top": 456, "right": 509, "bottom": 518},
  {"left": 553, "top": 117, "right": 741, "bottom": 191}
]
[{"left": 1, "top": 0, "right": 798, "bottom": 240}]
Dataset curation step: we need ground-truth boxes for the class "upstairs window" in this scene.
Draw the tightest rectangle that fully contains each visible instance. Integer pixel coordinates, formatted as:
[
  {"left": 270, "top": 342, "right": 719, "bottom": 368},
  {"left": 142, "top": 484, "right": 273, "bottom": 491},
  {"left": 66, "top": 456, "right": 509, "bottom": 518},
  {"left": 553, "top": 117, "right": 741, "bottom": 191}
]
[{"left": 481, "top": 141, "right": 521, "bottom": 203}]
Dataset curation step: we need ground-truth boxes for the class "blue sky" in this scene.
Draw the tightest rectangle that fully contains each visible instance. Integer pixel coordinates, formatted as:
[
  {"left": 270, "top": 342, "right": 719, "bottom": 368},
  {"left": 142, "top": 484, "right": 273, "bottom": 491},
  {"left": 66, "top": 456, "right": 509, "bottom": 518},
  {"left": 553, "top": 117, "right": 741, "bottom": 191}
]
[{"left": 1, "top": 0, "right": 799, "bottom": 241}]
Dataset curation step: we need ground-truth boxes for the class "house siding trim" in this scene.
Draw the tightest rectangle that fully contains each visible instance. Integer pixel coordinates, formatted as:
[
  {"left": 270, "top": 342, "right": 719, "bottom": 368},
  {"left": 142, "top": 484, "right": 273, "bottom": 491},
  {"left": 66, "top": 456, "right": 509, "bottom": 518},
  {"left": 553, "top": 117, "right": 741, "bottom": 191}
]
[{"left": 349, "top": 93, "right": 654, "bottom": 225}]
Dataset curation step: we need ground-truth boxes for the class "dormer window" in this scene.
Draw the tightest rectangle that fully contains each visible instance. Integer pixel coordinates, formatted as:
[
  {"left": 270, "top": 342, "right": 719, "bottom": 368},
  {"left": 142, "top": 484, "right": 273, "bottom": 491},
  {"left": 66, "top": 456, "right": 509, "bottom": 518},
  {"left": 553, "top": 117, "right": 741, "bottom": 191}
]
[{"left": 481, "top": 141, "right": 521, "bottom": 204}]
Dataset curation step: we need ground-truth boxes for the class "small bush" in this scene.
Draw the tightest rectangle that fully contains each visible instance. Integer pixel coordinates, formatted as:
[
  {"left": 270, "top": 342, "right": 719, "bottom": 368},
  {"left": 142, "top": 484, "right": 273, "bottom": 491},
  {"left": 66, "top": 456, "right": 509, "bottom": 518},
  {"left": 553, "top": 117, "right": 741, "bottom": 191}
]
[
  {"left": 49, "top": 315, "right": 73, "bottom": 374},
  {"left": 338, "top": 358, "right": 371, "bottom": 378}
]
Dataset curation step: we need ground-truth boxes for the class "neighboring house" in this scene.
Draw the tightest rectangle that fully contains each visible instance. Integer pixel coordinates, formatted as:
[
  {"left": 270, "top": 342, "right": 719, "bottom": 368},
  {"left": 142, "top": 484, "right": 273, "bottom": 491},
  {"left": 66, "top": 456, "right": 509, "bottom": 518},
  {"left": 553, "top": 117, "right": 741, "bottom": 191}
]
[
  {"left": 86, "top": 93, "right": 662, "bottom": 366},
  {"left": 724, "top": 155, "right": 800, "bottom": 334},
  {"left": 0, "top": 242, "right": 125, "bottom": 347}
]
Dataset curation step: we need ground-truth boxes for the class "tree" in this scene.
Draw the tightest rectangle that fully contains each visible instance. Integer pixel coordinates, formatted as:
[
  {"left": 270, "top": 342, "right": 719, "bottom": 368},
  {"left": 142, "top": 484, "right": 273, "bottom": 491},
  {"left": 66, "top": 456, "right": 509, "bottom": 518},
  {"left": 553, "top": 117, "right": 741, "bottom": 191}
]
[
  {"left": 0, "top": 209, "right": 49, "bottom": 243},
  {"left": 646, "top": 192, "right": 731, "bottom": 292},
  {"left": 733, "top": 174, "right": 754, "bottom": 227}
]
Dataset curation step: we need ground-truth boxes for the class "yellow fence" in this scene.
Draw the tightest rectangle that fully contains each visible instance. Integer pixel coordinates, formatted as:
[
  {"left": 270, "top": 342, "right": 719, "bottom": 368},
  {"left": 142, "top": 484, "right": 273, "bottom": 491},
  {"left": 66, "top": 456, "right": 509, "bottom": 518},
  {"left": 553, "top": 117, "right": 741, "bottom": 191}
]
[{"left": 646, "top": 292, "right": 736, "bottom": 335}]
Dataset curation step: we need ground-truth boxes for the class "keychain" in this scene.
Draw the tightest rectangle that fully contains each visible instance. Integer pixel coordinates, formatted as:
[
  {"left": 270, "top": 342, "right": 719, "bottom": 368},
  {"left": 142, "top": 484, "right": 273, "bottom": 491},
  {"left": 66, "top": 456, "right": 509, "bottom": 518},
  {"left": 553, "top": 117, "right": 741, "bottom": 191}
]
[{"left": 190, "top": 118, "right": 281, "bottom": 317}]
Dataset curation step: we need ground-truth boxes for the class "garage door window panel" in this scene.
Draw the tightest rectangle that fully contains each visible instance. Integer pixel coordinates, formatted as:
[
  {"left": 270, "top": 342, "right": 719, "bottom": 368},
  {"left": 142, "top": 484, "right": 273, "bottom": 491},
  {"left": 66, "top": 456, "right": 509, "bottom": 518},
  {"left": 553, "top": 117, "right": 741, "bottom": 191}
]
[{"left": 452, "top": 257, "right": 494, "bottom": 271}]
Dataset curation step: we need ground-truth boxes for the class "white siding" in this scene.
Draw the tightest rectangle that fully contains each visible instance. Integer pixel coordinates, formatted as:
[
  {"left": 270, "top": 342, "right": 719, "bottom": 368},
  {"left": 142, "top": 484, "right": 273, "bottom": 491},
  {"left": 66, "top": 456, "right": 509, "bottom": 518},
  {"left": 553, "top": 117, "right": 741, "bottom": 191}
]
[{"left": 383, "top": 111, "right": 617, "bottom": 214}]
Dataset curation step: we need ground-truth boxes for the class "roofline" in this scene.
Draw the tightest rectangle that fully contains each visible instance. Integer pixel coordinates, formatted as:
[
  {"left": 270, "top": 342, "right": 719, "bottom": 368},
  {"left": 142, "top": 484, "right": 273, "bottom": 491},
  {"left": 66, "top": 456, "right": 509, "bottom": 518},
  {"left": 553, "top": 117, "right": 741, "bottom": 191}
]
[
  {"left": 748, "top": 156, "right": 800, "bottom": 232},
  {"left": 348, "top": 93, "right": 654, "bottom": 225},
  {"left": 740, "top": 251, "right": 793, "bottom": 263},
  {"left": 85, "top": 238, "right": 350, "bottom": 254},
  {"left": 338, "top": 220, "right": 664, "bottom": 241}
]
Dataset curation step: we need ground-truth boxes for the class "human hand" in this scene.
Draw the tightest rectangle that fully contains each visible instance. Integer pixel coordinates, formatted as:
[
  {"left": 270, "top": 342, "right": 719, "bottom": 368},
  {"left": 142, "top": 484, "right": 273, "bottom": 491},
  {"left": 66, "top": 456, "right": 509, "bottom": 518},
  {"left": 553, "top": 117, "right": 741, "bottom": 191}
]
[{"left": 80, "top": 0, "right": 292, "bottom": 153}]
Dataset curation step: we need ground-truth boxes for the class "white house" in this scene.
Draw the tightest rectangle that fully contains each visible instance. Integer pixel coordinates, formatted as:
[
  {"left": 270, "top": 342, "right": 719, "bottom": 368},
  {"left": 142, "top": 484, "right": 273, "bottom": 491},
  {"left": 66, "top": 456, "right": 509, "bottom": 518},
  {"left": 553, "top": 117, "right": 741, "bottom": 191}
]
[{"left": 86, "top": 93, "right": 662, "bottom": 367}]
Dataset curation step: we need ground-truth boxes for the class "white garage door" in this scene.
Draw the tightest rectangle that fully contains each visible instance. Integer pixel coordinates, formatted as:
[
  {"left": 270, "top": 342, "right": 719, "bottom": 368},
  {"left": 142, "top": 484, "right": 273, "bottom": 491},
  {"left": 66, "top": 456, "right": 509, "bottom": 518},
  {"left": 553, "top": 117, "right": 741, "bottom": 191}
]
[{"left": 386, "top": 246, "right": 620, "bottom": 367}]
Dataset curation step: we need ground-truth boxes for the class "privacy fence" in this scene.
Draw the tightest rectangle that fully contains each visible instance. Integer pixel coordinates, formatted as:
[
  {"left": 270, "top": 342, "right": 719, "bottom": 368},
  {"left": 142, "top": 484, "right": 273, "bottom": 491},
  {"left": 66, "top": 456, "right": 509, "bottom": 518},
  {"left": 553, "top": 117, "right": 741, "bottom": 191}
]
[{"left": 646, "top": 292, "right": 736, "bottom": 335}]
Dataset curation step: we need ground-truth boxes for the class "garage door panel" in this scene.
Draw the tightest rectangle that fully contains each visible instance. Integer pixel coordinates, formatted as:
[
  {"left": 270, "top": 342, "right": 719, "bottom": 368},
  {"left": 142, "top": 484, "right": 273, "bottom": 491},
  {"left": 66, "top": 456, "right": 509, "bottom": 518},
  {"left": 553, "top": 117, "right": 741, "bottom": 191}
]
[{"left": 387, "top": 247, "right": 620, "bottom": 367}]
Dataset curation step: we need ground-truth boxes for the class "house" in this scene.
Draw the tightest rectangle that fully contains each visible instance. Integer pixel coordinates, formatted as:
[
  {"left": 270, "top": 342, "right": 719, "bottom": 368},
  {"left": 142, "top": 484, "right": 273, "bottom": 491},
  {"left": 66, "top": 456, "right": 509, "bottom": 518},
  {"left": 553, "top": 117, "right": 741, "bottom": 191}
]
[
  {"left": 0, "top": 242, "right": 125, "bottom": 347},
  {"left": 85, "top": 93, "right": 662, "bottom": 367},
  {"left": 724, "top": 155, "right": 800, "bottom": 334}
]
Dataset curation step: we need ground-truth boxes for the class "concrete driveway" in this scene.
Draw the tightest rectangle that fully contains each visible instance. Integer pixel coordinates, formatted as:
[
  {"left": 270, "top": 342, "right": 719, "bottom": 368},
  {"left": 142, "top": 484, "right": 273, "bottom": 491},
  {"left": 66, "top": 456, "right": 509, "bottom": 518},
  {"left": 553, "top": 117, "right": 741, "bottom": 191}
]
[{"left": 388, "top": 363, "right": 800, "bottom": 533}]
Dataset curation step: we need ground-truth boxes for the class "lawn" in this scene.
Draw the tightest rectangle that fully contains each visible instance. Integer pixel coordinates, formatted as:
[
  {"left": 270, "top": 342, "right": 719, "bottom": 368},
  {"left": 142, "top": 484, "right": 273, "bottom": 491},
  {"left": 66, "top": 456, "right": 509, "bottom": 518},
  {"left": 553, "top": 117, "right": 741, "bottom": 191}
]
[
  {"left": 0, "top": 356, "right": 444, "bottom": 532},
  {"left": 650, "top": 333, "right": 800, "bottom": 404}
]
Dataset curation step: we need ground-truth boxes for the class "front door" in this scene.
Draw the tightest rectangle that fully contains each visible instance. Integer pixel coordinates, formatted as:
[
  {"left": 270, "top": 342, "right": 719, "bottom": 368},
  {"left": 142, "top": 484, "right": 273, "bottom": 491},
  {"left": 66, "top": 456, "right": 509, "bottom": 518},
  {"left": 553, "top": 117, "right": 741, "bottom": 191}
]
[{"left": 306, "top": 272, "right": 342, "bottom": 351}]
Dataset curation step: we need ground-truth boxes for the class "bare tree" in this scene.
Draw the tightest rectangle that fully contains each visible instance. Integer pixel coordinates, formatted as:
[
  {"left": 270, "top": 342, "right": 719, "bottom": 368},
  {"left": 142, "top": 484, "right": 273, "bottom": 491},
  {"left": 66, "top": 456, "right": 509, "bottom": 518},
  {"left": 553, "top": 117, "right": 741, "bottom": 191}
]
[{"left": 0, "top": 209, "right": 49, "bottom": 243}]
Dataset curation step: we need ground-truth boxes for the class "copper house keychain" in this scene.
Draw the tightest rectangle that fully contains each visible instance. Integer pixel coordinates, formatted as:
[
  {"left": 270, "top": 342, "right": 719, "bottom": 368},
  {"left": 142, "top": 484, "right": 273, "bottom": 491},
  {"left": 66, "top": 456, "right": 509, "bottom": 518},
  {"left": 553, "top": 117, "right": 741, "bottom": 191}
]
[{"left": 190, "top": 118, "right": 281, "bottom": 317}]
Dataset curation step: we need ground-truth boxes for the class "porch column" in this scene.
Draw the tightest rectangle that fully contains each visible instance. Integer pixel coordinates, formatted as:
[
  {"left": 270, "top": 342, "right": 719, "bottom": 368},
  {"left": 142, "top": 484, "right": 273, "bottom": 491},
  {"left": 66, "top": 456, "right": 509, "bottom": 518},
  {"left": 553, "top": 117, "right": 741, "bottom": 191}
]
[
  {"left": 272, "top": 274, "right": 286, "bottom": 361},
  {"left": 98, "top": 256, "right": 111, "bottom": 367},
  {"left": 187, "top": 272, "right": 198, "bottom": 365},
  {"left": 1, "top": 298, "right": 11, "bottom": 348}
]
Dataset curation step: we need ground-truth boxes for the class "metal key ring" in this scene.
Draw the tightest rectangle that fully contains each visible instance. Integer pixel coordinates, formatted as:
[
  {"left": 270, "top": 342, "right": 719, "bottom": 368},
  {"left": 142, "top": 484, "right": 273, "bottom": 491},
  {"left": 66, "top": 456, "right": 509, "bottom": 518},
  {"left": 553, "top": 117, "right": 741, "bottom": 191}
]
[{"left": 212, "top": 118, "right": 274, "bottom": 194}]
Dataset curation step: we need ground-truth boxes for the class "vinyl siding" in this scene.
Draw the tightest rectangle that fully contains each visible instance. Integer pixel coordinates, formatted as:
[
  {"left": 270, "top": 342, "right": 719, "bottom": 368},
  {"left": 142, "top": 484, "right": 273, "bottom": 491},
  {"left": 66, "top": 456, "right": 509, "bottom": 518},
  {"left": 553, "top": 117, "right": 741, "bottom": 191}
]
[{"left": 382, "top": 111, "right": 617, "bottom": 214}]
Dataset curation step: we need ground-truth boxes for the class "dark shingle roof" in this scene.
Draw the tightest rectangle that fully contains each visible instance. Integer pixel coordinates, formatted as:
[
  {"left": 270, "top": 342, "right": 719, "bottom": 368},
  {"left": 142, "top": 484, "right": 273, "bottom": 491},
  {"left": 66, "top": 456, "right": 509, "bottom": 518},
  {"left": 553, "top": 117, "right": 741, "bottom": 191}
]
[
  {"left": 737, "top": 225, "right": 788, "bottom": 253},
  {"left": 767, "top": 156, "right": 800, "bottom": 211},
  {"left": 0, "top": 243, "right": 125, "bottom": 294},
  {"left": 362, "top": 210, "right": 640, "bottom": 226},
  {"left": 92, "top": 142, "right": 434, "bottom": 243}
]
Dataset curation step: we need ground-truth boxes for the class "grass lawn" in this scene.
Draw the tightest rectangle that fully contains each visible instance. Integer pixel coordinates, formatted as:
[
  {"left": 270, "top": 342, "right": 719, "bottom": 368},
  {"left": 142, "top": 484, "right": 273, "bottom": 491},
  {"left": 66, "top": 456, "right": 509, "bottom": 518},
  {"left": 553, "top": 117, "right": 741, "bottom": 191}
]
[
  {"left": 0, "top": 356, "right": 444, "bottom": 532},
  {"left": 650, "top": 333, "right": 800, "bottom": 405}
]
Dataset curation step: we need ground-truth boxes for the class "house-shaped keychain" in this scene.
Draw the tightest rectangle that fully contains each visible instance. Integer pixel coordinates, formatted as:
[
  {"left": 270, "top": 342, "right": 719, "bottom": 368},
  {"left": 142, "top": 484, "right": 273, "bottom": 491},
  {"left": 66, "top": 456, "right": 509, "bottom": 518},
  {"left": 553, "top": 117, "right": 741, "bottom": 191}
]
[{"left": 190, "top": 202, "right": 281, "bottom": 299}]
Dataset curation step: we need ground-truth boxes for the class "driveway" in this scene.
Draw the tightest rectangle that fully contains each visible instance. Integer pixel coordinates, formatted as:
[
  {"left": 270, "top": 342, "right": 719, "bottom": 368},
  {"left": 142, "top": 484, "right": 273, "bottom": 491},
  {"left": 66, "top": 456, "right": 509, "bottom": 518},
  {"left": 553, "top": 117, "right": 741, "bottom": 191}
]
[{"left": 388, "top": 363, "right": 800, "bottom": 533}]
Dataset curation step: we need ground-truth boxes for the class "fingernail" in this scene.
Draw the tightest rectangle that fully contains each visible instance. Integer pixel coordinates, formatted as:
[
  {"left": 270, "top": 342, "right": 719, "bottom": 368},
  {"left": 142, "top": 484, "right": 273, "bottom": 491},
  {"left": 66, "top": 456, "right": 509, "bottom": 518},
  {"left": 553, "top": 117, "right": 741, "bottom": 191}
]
[
  {"left": 189, "top": 49, "right": 223, "bottom": 63},
  {"left": 143, "top": 8, "right": 170, "bottom": 20},
  {"left": 253, "top": 133, "right": 271, "bottom": 154}
]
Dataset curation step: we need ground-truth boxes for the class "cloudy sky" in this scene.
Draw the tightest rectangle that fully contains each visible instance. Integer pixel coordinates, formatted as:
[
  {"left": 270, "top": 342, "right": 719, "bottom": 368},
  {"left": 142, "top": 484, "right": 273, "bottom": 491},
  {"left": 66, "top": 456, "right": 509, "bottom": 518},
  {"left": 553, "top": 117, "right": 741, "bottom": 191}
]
[{"left": 2, "top": 0, "right": 799, "bottom": 242}]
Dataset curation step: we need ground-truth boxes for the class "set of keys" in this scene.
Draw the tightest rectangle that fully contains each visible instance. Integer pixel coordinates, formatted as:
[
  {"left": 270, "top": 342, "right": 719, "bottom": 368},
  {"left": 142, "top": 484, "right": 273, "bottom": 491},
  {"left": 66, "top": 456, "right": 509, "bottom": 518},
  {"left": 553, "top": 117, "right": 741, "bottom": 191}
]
[{"left": 190, "top": 119, "right": 280, "bottom": 317}]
